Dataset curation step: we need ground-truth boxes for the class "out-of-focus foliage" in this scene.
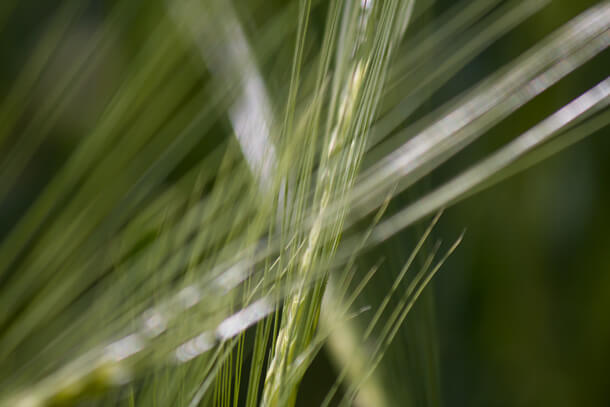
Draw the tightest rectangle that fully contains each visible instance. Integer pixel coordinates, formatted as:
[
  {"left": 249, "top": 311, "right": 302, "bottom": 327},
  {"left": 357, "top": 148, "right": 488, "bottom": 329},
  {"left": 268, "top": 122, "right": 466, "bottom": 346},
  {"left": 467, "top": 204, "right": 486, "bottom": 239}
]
[{"left": 0, "top": 0, "right": 608, "bottom": 406}]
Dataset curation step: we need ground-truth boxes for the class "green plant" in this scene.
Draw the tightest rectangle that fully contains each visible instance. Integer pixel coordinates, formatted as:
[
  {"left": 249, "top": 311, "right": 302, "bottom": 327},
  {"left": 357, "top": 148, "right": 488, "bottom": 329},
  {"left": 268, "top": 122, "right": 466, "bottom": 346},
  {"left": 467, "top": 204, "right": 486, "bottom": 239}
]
[{"left": 0, "top": 0, "right": 607, "bottom": 406}]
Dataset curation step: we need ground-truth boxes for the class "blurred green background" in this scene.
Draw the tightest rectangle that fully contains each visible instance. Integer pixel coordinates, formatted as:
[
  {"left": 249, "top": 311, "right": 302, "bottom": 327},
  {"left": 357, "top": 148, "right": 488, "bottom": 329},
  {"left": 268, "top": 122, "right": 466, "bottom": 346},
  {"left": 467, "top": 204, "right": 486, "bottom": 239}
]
[
  {"left": 433, "top": 1, "right": 610, "bottom": 405},
  {"left": 0, "top": 0, "right": 608, "bottom": 406}
]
